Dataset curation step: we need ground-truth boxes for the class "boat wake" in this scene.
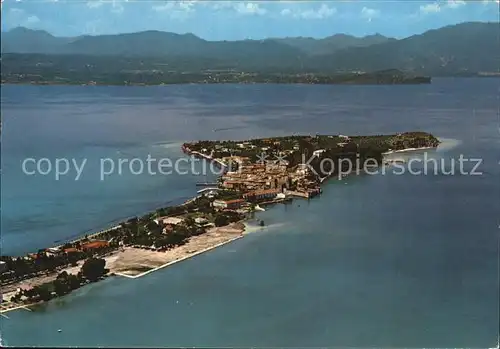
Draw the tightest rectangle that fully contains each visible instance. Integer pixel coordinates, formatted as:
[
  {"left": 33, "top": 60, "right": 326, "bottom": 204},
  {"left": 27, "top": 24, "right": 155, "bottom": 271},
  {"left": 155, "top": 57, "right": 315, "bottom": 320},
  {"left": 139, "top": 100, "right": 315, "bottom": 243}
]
[
  {"left": 152, "top": 141, "right": 183, "bottom": 150},
  {"left": 212, "top": 126, "right": 244, "bottom": 132},
  {"left": 244, "top": 221, "right": 287, "bottom": 234},
  {"left": 0, "top": 331, "right": 6, "bottom": 347}
]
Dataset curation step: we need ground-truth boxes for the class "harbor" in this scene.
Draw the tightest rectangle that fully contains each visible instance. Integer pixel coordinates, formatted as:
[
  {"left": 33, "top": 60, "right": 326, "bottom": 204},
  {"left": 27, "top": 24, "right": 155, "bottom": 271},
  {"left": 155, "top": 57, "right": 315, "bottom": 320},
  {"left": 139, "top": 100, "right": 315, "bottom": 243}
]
[{"left": 195, "top": 182, "right": 219, "bottom": 187}]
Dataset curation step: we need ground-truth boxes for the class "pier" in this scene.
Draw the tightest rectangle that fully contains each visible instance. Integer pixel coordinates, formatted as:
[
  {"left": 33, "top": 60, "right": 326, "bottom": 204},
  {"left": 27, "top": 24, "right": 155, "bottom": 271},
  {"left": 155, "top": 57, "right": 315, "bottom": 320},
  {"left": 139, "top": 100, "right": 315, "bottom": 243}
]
[
  {"left": 284, "top": 190, "right": 312, "bottom": 199},
  {"left": 181, "top": 146, "right": 228, "bottom": 172},
  {"left": 0, "top": 303, "right": 35, "bottom": 315},
  {"left": 195, "top": 182, "right": 218, "bottom": 187},
  {"left": 258, "top": 197, "right": 293, "bottom": 206},
  {"left": 57, "top": 225, "right": 121, "bottom": 247},
  {"left": 196, "top": 187, "right": 221, "bottom": 194}
]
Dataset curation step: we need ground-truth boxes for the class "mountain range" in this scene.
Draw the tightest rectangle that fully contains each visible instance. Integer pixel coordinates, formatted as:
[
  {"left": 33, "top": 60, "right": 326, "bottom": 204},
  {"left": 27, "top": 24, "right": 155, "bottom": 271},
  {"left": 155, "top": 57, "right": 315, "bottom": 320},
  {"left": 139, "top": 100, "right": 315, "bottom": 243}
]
[
  {"left": 1, "top": 22, "right": 499, "bottom": 75},
  {"left": 1, "top": 26, "right": 395, "bottom": 56}
]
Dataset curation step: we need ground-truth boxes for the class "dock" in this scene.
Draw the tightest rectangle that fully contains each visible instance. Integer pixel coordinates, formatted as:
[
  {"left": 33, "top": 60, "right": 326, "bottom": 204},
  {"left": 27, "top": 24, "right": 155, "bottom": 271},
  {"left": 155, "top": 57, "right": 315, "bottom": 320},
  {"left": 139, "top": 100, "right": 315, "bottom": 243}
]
[
  {"left": 0, "top": 303, "right": 35, "bottom": 315},
  {"left": 55, "top": 225, "right": 121, "bottom": 247},
  {"left": 284, "top": 190, "right": 311, "bottom": 199},
  {"left": 259, "top": 197, "right": 293, "bottom": 206},
  {"left": 182, "top": 148, "right": 228, "bottom": 173},
  {"left": 195, "top": 182, "right": 218, "bottom": 187},
  {"left": 197, "top": 187, "right": 221, "bottom": 194}
]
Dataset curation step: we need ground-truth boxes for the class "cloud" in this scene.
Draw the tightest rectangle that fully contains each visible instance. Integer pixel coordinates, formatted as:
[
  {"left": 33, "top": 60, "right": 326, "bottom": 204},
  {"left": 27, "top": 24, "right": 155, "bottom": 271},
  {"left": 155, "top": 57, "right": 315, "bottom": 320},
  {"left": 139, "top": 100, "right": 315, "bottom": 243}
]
[
  {"left": 178, "top": 0, "right": 197, "bottom": 12},
  {"left": 445, "top": 0, "right": 466, "bottom": 9},
  {"left": 170, "top": 1, "right": 267, "bottom": 16},
  {"left": 419, "top": 0, "right": 468, "bottom": 14},
  {"left": 419, "top": 3, "right": 441, "bottom": 14},
  {"left": 234, "top": 2, "right": 267, "bottom": 15},
  {"left": 111, "top": 3, "right": 123, "bottom": 14},
  {"left": 302, "top": 4, "right": 336, "bottom": 19},
  {"left": 9, "top": 7, "right": 23, "bottom": 14},
  {"left": 360, "top": 6, "right": 380, "bottom": 22},
  {"left": 153, "top": 1, "right": 196, "bottom": 13},
  {"left": 3, "top": 7, "right": 41, "bottom": 28},
  {"left": 25, "top": 15, "right": 40, "bottom": 24},
  {"left": 87, "top": 1, "right": 103, "bottom": 9},
  {"left": 482, "top": 0, "right": 499, "bottom": 4},
  {"left": 280, "top": 3, "right": 336, "bottom": 19},
  {"left": 152, "top": 3, "right": 174, "bottom": 12},
  {"left": 152, "top": 1, "right": 198, "bottom": 20},
  {"left": 86, "top": 0, "right": 123, "bottom": 14},
  {"left": 209, "top": 2, "right": 234, "bottom": 10}
]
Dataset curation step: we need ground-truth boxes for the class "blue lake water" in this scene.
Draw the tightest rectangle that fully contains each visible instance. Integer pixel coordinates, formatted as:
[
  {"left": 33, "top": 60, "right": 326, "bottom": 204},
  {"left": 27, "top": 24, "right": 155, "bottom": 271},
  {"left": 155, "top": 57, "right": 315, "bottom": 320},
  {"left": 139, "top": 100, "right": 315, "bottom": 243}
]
[{"left": 1, "top": 79, "right": 499, "bottom": 347}]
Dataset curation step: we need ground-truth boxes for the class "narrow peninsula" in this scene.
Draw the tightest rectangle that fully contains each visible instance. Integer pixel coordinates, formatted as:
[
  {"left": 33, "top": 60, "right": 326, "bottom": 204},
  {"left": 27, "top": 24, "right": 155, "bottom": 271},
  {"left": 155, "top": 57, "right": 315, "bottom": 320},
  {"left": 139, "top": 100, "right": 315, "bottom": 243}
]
[{"left": 0, "top": 132, "right": 439, "bottom": 313}]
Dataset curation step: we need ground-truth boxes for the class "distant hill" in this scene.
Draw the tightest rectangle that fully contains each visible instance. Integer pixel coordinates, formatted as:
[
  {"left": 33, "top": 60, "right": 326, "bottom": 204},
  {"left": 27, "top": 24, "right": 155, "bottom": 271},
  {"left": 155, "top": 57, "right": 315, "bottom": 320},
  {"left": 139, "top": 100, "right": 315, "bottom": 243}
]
[
  {"left": 1, "top": 22, "right": 499, "bottom": 76},
  {"left": 1, "top": 28, "right": 306, "bottom": 68},
  {"left": 272, "top": 33, "right": 395, "bottom": 55},
  {"left": 1, "top": 27, "right": 392, "bottom": 56},
  {"left": 307, "top": 22, "right": 500, "bottom": 75},
  {"left": 0, "top": 27, "right": 78, "bottom": 53}
]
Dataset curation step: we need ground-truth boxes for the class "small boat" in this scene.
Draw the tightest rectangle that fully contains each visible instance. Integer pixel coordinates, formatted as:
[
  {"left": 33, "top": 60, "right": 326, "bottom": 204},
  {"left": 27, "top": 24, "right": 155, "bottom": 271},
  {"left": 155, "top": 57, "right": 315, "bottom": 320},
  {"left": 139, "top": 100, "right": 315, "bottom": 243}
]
[{"left": 57, "top": 329, "right": 62, "bottom": 333}]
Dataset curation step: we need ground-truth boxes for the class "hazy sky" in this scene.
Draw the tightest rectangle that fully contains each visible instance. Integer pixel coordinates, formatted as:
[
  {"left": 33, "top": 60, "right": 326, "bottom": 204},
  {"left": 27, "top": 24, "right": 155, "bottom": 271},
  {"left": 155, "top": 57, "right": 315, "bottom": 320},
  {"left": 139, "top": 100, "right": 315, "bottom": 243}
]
[{"left": 1, "top": 0, "right": 498, "bottom": 40}]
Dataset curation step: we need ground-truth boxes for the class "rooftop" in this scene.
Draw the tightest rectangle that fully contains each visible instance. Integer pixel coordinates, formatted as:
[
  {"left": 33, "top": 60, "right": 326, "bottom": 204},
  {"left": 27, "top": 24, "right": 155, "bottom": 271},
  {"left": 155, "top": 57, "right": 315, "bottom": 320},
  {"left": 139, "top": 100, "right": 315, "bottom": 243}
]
[
  {"left": 81, "top": 241, "right": 109, "bottom": 249},
  {"left": 244, "top": 188, "right": 280, "bottom": 196},
  {"left": 157, "top": 216, "right": 184, "bottom": 225},
  {"left": 215, "top": 199, "right": 245, "bottom": 204}
]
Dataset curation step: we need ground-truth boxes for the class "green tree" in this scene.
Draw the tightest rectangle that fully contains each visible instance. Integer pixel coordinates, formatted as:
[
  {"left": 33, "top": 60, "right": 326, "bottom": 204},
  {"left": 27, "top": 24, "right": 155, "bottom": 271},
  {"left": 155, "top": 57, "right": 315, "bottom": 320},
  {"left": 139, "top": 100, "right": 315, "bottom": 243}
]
[
  {"left": 32, "top": 284, "right": 52, "bottom": 302},
  {"left": 214, "top": 214, "right": 229, "bottom": 227},
  {"left": 81, "top": 258, "right": 106, "bottom": 282},
  {"left": 67, "top": 274, "right": 81, "bottom": 290},
  {"left": 53, "top": 278, "right": 70, "bottom": 296},
  {"left": 184, "top": 216, "right": 195, "bottom": 227},
  {"left": 57, "top": 271, "right": 69, "bottom": 280}
]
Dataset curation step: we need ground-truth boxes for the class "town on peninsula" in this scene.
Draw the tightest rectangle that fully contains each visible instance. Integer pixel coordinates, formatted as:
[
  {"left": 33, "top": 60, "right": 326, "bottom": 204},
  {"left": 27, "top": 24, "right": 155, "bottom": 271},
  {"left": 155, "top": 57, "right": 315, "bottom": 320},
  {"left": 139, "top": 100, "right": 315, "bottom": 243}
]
[{"left": 0, "top": 132, "right": 440, "bottom": 314}]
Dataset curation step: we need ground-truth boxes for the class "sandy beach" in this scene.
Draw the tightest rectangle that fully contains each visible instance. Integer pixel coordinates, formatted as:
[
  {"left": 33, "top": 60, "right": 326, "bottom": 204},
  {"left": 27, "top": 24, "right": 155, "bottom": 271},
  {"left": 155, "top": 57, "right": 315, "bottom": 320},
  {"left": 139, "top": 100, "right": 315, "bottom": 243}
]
[
  {"left": 0, "top": 222, "right": 245, "bottom": 311},
  {"left": 0, "top": 263, "right": 84, "bottom": 303},
  {"left": 107, "top": 222, "right": 245, "bottom": 278}
]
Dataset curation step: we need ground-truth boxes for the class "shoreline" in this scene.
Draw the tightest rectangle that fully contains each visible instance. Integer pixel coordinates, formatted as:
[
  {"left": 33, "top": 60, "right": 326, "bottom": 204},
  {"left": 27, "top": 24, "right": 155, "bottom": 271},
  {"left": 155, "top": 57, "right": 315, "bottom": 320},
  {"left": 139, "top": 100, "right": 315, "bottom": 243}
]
[
  {"left": 0, "top": 139, "right": 440, "bottom": 314},
  {"left": 108, "top": 221, "right": 246, "bottom": 278},
  {"left": 381, "top": 146, "right": 435, "bottom": 156},
  {"left": 114, "top": 234, "right": 244, "bottom": 279},
  {"left": 182, "top": 146, "right": 228, "bottom": 170},
  {"left": 0, "top": 79, "right": 433, "bottom": 87},
  {"left": 0, "top": 222, "right": 246, "bottom": 314}
]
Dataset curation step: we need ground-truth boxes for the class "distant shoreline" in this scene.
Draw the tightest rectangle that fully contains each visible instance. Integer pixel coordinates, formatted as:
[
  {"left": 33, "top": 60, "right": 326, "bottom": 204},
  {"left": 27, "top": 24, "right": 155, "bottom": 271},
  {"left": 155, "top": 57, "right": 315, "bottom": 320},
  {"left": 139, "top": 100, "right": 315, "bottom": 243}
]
[
  {"left": 0, "top": 80, "right": 432, "bottom": 87},
  {"left": 3, "top": 75, "right": 499, "bottom": 88}
]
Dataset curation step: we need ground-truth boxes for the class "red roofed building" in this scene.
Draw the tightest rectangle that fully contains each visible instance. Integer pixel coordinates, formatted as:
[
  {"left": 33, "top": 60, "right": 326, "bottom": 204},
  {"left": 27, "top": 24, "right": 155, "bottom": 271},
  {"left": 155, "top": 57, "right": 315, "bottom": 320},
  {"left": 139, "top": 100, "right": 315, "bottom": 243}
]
[
  {"left": 243, "top": 189, "right": 280, "bottom": 201},
  {"left": 222, "top": 180, "right": 246, "bottom": 190},
  {"left": 64, "top": 247, "right": 79, "bottom": 254},
  {"left": 81, "top": 241, "right": 109, "bottom": 250},
  {"left": 212, "top": 199, "right": 244, "bottom": 210},
  {"left": 162, "top": 224, "right": 175, "bottom": 234}
]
